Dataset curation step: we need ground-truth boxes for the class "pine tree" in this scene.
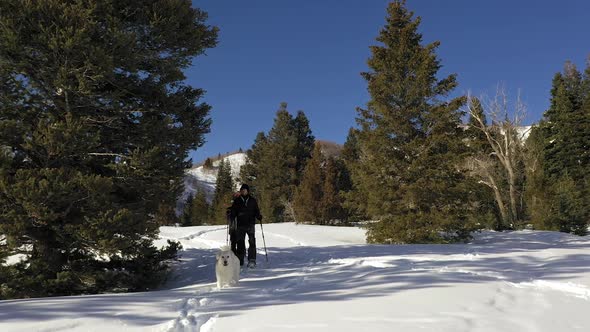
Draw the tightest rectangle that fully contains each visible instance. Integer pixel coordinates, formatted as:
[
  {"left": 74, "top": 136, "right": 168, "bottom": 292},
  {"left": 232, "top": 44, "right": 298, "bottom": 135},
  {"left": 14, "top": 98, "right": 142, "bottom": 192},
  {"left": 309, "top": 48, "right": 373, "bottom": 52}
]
[
  {"left": 154, "top": 202, "right": 180, "bottom": 226},
  {"left": 181, "top": 194, "right": 195, "bottom": 227},
  {"left": 533, "top": 61, "right": 590, "bottom": 235},
  {"left": 242, "top": 104, "right": 314, "bottom": 223},
  {"left": 212, "top": 159, "right": 234, "bottom": 225},
  {"left": 240, "top": 132, "right": 267, "bottom": 185},
  {"left": 258, "top": 106, "right": 297, "bottom": 222},
  {"left": 320, "top": 157, "right": 344, "bottom": 224},
  {"left": 293, "top": 110, "right": 315, "bottom": 185},
  {"left": 190, "top": 189, "right": 210, "bottom": 226},
  {"left": 293, "top": 143, "right": 324, "bottom": 223},
  {"left": 544, "top": 63, "right": 585, "bottom": 180},
  {"left": 340, "top": 128, "right": 367, "bottom": 221},
  {"left": 355, "top": 1, "right": 475, "bottom": 243},
  {"left": 341, "top": 128, "right": 366, "bottom": 221},
  {"left": 546, "top": 174, "right": 587, "bottom": 235},
  {"left": 203, "top": 158, "right": 213, "bottom": 169},
  {"left": 0, "top": 0, "right": 216, "bottom": 299}
]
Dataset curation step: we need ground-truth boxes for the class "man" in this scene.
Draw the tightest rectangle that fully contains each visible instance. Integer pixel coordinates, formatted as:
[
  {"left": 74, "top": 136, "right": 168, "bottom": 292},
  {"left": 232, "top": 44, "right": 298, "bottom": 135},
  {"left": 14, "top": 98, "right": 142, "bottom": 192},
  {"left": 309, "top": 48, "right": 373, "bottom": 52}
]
[{"left": 229, "top": 184, "right": 262, "bottom": 267}]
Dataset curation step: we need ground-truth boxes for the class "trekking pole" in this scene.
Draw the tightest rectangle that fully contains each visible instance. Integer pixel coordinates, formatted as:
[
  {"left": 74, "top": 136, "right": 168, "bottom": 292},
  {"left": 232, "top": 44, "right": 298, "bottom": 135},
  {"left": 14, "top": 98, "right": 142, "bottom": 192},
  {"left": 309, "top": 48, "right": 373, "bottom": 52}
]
[
  {"left": 226, "top": 221, "right": 229, "bottom": 246},
  {"left": 259, "top": 219, "right": 269, "bottom": 263},
  {"left": 225, "top": 203, "right": 233, "bottom": 247}
]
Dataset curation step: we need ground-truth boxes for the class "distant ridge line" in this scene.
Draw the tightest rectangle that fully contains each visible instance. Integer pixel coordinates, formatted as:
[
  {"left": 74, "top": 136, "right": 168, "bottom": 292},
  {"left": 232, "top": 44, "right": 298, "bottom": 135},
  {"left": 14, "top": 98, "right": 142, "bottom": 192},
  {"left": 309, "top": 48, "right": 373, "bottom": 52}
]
[{"left": 192, "top": 149, "right": 245, "bottom": 168}]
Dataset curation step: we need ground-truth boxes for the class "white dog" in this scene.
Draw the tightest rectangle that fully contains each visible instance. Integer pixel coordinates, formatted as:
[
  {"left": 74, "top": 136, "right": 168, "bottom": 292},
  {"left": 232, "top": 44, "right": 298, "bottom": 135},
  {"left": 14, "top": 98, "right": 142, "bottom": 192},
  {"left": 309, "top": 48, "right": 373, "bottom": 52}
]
[{"left": 215, "top": 245, "right": 240, "bottom": 289}]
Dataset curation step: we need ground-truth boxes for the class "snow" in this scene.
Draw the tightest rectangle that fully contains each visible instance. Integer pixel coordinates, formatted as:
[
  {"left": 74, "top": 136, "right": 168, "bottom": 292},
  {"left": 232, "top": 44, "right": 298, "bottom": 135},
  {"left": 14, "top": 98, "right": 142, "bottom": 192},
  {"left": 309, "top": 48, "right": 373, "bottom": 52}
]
[
  {"left": 516, "top": 125, "right": 532, "bottom": 141},
  {"left": 2, "top": 224, "right": 590, "bottom": 331},
  {"left": 4, "top": 253, "right": 27, "bottom": 265},
  {"left": 179, "top": 152, "right": 247, "bottom": 211}
]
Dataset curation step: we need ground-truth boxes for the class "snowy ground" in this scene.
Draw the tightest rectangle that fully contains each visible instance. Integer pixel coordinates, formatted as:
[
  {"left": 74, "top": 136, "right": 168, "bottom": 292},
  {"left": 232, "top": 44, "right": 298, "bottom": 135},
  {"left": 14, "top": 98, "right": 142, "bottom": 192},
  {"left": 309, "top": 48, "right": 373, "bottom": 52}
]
[{"left": 2, "top": 223, "right": 590, "bottom": 331}]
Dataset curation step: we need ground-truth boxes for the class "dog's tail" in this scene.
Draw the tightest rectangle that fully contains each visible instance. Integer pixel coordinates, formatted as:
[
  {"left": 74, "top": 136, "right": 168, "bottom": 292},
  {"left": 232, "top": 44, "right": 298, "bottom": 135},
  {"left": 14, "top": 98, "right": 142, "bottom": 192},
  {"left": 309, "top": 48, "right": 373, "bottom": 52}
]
[{"left": 220, "top": 245, "right": 231, "bottom": 251}]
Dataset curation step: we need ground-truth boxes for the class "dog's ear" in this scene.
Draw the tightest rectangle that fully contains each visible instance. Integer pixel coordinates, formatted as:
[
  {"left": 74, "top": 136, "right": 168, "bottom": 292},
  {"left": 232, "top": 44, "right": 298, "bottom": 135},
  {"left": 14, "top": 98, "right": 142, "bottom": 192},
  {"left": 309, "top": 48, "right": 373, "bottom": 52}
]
[{"left": 215, "top": 252, "right": 220, "bottom": 261}]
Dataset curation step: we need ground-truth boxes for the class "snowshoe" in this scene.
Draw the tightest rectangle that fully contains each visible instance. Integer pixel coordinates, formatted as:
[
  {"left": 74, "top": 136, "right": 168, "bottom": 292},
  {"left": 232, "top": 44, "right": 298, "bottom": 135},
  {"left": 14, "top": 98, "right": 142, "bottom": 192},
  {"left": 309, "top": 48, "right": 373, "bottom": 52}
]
[{"left": 247, "top": 260, "right": 256, "bottom": 268}]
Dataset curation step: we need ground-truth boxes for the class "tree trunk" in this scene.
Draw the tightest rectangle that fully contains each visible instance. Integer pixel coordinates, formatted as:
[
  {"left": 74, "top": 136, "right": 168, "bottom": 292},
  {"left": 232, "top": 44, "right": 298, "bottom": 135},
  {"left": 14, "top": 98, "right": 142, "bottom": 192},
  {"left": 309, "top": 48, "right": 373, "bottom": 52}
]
[{"left": 486, "top": 174, "right": 508, "bottom": 230}]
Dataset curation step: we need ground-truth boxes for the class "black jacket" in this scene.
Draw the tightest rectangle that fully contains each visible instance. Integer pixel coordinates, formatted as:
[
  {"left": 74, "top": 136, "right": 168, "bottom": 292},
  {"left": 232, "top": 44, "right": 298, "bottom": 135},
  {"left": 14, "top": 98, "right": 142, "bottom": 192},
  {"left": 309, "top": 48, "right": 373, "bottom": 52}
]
[{"left": 230, "top": 195, "right": 262, "bottom": 227}]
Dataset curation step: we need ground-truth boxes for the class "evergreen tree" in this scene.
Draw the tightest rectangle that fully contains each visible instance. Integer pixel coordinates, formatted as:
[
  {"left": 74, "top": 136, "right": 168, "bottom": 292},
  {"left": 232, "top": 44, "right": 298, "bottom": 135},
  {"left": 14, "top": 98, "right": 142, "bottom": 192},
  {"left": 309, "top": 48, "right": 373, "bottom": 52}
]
[
  {"left": 154, "top": 202, "right": 180, "bottom": 227},
  {"left": 258, "top": 106, "right": 298, "bottom": 222},
  {"left": 203, "top": 158, "right": 213, "bottom": 169},
  {"left": 190, "top": 189, "right": 210, "bottom": 226},
  {"left": 340, "top": 128, "right": 367, "bottom": 221},
  {"left": 293, "top": 143, "right": 324, "bottom": 223},
  {"left": 293, "top": 110, "right": 315, "bottom": 185},
  {"left": 544, "top": 63, "right": 587, "bottom": 181},
  {"left": 546, "top": 174, "right": 587, "bottom": 235},
  {"left": 240, "top": 132, "right": 267, "bottom": 185},
  {"left": 341, "top": 128, "right": 367, "bottom": 221},
  {"left": 533, "top": 61, "right": 590, "bottom": 235},
  {"left": 181, "top": 194, "right": 195, "bottom": 226},
  {"left": 320, "top": 157, "right": 345, "bottom": 223},
  {"left": 0, "top": 0, "right": 216, "bottom": 299},
  {"left": 355, "top": 1, "right": 476, "bottom": 243},
  {"left": 242, "top": 104, "right": 314, "bottom": 223},
  {"left": 212, "top": 159, "right": 235, "bottom": 225}
]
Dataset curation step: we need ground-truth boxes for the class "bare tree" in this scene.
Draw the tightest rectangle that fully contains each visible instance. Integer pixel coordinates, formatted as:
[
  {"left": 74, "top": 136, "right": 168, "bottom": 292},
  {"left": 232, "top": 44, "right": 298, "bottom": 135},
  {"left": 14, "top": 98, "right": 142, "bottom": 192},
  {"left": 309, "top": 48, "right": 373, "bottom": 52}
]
[{"left": 465, "top": 87, "right": 527, "bottom": 228}]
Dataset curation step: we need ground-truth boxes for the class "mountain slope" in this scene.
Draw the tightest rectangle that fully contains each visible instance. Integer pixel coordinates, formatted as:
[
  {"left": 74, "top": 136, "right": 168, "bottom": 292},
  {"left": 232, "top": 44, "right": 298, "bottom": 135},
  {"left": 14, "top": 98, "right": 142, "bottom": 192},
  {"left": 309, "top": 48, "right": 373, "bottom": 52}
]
[{"left": 178, "top": 152, "right": 247, "bottom": 212}]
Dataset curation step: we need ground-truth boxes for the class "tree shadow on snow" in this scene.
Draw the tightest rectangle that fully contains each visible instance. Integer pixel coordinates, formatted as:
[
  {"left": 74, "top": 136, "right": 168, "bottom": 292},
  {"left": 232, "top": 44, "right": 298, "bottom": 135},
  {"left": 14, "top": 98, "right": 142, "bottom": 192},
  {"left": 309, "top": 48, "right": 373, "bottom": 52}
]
[{"left": 1, "top": 230, "right": 590, "bottom": 326}]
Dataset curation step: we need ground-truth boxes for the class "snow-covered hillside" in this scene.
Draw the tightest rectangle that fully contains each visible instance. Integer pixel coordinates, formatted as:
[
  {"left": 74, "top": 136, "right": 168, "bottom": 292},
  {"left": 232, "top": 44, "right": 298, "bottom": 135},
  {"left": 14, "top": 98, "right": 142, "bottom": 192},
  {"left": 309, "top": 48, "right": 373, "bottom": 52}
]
[
  {"left": 2, "top": 224, "right": 590, "bottom": 332},
  {"left": 179, "top": 153, "right": 247, "bottom": 211}
]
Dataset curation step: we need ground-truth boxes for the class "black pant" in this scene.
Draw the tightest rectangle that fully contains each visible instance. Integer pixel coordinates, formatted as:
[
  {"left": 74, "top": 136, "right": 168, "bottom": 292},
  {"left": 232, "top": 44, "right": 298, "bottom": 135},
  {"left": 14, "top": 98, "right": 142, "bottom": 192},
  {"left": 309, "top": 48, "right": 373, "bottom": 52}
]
[
  {"left": 233, "top": 224, "right": 256, "bottom": 265},
  {"left": 229, "top": 229, "right": 237, "bottom": 255}
]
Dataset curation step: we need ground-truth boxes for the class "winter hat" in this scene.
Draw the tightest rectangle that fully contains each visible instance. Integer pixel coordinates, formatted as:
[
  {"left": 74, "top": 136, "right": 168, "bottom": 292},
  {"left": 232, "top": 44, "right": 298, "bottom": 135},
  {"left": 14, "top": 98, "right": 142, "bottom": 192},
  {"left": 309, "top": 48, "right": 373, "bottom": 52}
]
[{"left": 240, "top": 184, "right": 250, "bottom": 191}]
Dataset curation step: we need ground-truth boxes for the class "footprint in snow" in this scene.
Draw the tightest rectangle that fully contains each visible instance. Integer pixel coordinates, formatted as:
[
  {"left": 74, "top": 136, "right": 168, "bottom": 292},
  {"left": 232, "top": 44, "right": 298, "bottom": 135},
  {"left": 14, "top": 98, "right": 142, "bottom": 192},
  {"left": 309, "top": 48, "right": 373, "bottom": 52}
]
[{"left": 162, "top": 288, "right": 217, "bottom": 332}]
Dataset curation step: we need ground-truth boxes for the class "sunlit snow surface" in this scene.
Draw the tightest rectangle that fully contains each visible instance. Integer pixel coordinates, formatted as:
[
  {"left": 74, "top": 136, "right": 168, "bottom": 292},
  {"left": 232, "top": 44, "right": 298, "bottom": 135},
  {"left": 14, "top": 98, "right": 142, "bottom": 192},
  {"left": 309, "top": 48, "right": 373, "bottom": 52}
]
[{"left": 2, "top": 223, "right": 590, "bottom": 331}]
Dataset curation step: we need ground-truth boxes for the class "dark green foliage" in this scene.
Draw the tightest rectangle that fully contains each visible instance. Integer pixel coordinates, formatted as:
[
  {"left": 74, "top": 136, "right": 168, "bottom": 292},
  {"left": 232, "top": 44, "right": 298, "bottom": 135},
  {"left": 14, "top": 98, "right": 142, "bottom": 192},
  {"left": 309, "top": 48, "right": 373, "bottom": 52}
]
[
  {"left": 181, "top": 189, "right": 210, "bottom": 227},
  {"left": 320, "top": 157, "right": 347, "bottom": 223},
  {"left": 293, "top": 144, "right": 350, "bottom": 224},
  {"left": 355, "top": 1, "right": 477, "bottom": 243},
  {"left": 258, "top": 106, "right": 298, "bottom": 222},
  {"left": 341, "top": 128, "right": 367, "bottom": 221},
  {"left": 0, "top": 0, "right": 216, "bottom": 298},
  {"left": 181, "top": 194, "right": 195, "bottom": 226},
  {"left": 154, "top": 202, "right": 180, "bottom": 226},
  {"left": 203, "top": 158, "right": 213, "bottom": 169},
  {"left": 544, "top": 174, "right": 587, "bottom": 235},
  {"left": 240, "top": 132, "right": 267, "bottom": 185},
  {"left": 190, "top": 189, "right": 210, "bottom": 226},
  {"left": 240, "top": 103, "right": 315, "bottom": 223},
  {"left": 212, "top": 159, "right": 234, "bottom": 224},
  {"left": 527, "top": 61, "right": 590, "bottom": 235},
  {"left": 543, "top": 63, "right": 588, "bottom": 181},
  {"left": 293, "top": 143, "right": 324, "bottom": 222},
  {"left": 293, "top": 111, "right": 315, "bottom": 185}
]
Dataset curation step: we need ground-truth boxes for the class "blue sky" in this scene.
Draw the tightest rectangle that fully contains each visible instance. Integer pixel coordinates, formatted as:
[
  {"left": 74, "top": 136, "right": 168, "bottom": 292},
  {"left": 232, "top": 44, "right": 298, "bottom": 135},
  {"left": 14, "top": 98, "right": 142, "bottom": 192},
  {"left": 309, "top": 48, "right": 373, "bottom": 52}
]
[{"left": 186, "top": 0, "right": 589, "bottom": 163}]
